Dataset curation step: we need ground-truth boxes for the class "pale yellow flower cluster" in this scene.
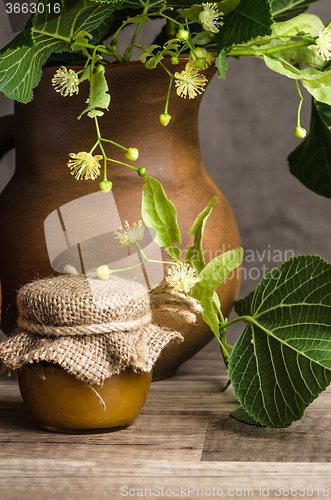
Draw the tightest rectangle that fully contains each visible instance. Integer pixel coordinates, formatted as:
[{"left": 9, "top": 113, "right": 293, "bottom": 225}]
[
  {"left": 199, "top": 3, "right": 224, "bottom": 34},
  {"left": 174, "top": 63, "right": 208, "bottom": 99},
  {"left": 166, "top": 263, "right": 199, "bottom": 294},
  {"left": 52, "top": 66, "right": 79, "bottom": 97},
  {"left": 311, "top": 27, "right": 331, "bottom": 61},
  {"left": 114, "top": 221, "right": 145, "bottom": 247},
  {"left": 67, "top": 152, "right": 102, "bottom": 180}
]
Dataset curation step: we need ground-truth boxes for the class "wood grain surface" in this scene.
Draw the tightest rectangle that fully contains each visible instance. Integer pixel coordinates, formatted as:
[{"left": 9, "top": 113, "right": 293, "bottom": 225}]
[{"left": 1, "top": 338, "right": 330, "bottom": 499}]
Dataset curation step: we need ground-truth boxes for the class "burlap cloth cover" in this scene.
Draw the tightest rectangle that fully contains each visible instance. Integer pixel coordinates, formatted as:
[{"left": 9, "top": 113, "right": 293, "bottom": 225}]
[{"left": 0, "top": 274, "right": 183, "bottom": 386}]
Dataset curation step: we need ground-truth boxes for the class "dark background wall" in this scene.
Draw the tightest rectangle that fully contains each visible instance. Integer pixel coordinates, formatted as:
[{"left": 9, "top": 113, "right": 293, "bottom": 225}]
[{"left": 0, "top": 1, "right": 330, "bottom": 343}]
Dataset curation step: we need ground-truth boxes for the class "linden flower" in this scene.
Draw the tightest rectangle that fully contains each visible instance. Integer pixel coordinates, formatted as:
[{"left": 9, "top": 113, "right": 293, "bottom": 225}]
[
  {"left": 310, "top": 27, "right": 331, "bottom": 61},
  {"left": 174, "top": 63, "right": 208, "bottom": 99},
  {"left": 52, "top": 66, "right": 80, "bottom": 97},
  {"left": 67, "top": 152, "right": 102, "bottom": 180},
  {"left": 114, "top": 221, "right": 145, "bottom": 247},
  {"left": 199, "top": 3, "right": 224, "bottom": 34},
  {"left": 166, "top": 263, "right": 199, "bottom": 294}
]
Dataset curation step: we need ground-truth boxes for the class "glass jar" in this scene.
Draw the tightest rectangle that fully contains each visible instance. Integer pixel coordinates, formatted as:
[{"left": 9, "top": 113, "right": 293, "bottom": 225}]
[{"left": 17, "top": 362, "right": 152, "bottom": 433}]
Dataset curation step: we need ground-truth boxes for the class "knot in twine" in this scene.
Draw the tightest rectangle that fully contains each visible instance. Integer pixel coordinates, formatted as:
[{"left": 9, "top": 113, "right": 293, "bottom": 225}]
[{"left": 0, "top": 274, "right": 183, "bottom": 386}]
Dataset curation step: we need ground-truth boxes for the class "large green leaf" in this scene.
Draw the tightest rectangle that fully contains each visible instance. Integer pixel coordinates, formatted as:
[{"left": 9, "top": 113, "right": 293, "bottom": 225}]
[
  {"left": 186, "top": 196, "right": 218, "bottom": 274},
  {"left": 141, "top": 176, "right": 181, "bottom": 258},
  {"left": 270, "top": 0, "right": 320, "bottom": 22},
  {"left": 232, "top": 406, "right": 263, "bottom": 425},
  {"left": 229, "top": 255, "right": 331, "bottom": 428},
  {"left": 288, "top": 99, "right": 331, "bottom": 198},
  {"left": 216, "top": 0, "right": 273, "bottom": 50},
  {"left": 0, "top": 0, "right": 121, "bottom": 103}
]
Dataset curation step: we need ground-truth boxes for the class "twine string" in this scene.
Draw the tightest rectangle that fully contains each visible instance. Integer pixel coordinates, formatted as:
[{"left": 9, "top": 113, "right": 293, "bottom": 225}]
[{"left": 17, "top": 311, "right": 153, "bottom": 337}]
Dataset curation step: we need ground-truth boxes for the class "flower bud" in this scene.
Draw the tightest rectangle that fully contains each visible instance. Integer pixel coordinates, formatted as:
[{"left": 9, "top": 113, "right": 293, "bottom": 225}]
[
  {"left": 111, "top": 37, "right": 118, "bottom": 46},
  {"left": 176, "top": 29, "right": 189, "bottom": 42},
  {"left": 293, "top": 126, "right": 306, "bottom": 139},
  {"left": 98, "top": 180, "right": 113, "bottom": 192},
  {"left": 138, "top": 167, "right": 147, "bottom": 177},
  {"left": 125, "top": 147, "right": 139, "bottom": 162},
  {"left": 159, "top": 113, "right": 172, "bottom": 126},
  {"left": 171, "top": 56, "right": 179, "bottom": 65},
  {"left": 96, "top": 265, "right": 111, "bottom": 281},
  {"left": 194, "top": 57, "right": 206, "bottom": 68},
  {"left": 189, "top": 47, "right": 212, "bottom": 69}
]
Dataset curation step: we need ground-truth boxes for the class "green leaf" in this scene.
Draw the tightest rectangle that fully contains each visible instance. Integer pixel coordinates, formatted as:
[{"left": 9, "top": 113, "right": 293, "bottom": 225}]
[
  {"left": 288, "top": 99, "right": 331, "bottom": 198},
  {"left": 301, "top": 68, "right": 331, "bottom": 106},
  {"left": 126, "top": 14, "right": 151, "bottom": 23},
  {"left": 186, "top": 196, "right": 218, "bottom": 274},
  {"left": 139, "top": 44, "right": 160, "bottom": 63},
  {"left": 271, "top": 13, "right": 324, "bottom": 40},
  {"left": 263, "top": 56, "right": 331, "bottom": 106},
  {"left": 192, "top": 248, "right": 243, "bottom": 303},
  {"left": 191, "top": 248, "right": 243, "bottom": 334},
  {"left": 232, "top": 406, "right": 264, "bottom": 426},
  {"left": 218, "top": 0, "right": 242, "bottom": 16},
  {"left": 216, "top": 0, "right": 273, "bottom": 50},
  {"left": 234, "top": 290, "right": 254, "bottom": 317},
  {"left": 71, "top": 30, "right": 93, "bottom": 51},
  {"left": 263, "top": 53, "right": 302, "bottom": 79},
  {"left": 215, "top": 50, "right": 228, "bottom": 78},
  {"left": 270, "top": 0, "right": 320, "bottom": 22},
  {"left": 228, "top": 255, "right": 331, "bottom": 428},
  {"left": 273, "top": 44, "right": 325, "bottom": 70},
  {"left": 177, "top": 4, "right": 203, "bottom": 21},
  {"left": 141, "top": 176, "right": 181, "bottom": 251},
  {"left": 140, "top": 40, "right": 180, "bottom": 69},
  {"left": 0, "top": 17, "right": 35, "bottom": 51},
  {"left": 78, "top": 67, "right": 110, "bottom": 119},
  {"left": 0, "top": 0, "right": 121, "bottom": 103}
]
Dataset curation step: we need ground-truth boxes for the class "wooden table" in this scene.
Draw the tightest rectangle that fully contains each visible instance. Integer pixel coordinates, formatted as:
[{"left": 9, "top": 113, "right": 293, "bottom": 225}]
[{"left": 1, "top": 338, "right": 330, "bottom": 499}]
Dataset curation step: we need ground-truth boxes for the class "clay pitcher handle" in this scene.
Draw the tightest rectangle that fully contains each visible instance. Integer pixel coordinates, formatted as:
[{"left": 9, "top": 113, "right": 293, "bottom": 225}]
[{"left": 0, "top": 114, "right": 15, "bottom": 161}]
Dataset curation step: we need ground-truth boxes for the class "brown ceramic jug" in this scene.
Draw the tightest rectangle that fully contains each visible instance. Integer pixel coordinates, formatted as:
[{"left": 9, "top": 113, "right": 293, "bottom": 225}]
[{"left": 0, "top": 59, "right": 241, "bottom": 379}]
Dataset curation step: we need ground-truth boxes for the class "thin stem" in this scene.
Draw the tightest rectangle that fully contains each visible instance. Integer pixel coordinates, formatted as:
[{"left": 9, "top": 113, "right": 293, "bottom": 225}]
[
  {"left": 164, "top": 74, "right": 174, "bottom": 114},
  {"left": 295, "top": 79, "right": 304, "bottom": 127},
  {"left": 94, "top": 116, "right": 108, "bottom": 178},
  {"left": 124, "top": 1, "right": 150, "bottom": 62},
  {"left": 217, "top": 335, "right": 230, "bottom": 368},
  {"left": 227, "top": 40, "right": 310, "bottom": 58},
  {"left": 101, "top": 138, "right": 128, "bottom": 152},
  {"left": 159, "top": 60, "right": 175, "bottom": 79},
  {"left": 272, "top": 54, "right": 302, "bottom": 75},
  {"left": 220, "top": 315, "right": 252, "bottom": 329},
  {"left": 221, "top": 379, "right": 232, "bottom": 393},
  {"left": 34, "top": 29, "right": 121, "bottom": 60},
  {"left": 109, "top": 261, "right": 148, "bottom": 275},
  {"left": 94, "top": 116, "right": 102, "bottom": 140},
  {"left": 134, "top": 241, "right": 148, "bottom": 261},
  {"left": 89, "top": 139, "right": 100, "bottom": 155},
  {"left": 99, "top": 142, "right": 108, "bottom": 177},
  {"left": 160, "top": 13, "right": 183, "bottom": 26},
  {"left": 106, "top": 158, "right": 139, "bottom": 172},
  {"left": 107, "top": 252, "right": 175, "bottom": 276}
]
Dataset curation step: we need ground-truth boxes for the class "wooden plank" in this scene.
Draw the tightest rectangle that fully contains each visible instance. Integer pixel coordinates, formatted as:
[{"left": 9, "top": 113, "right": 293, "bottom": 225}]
[
  {"left": 0, "top": 460, "right": 330, "bottom": 500},
  {"left": 0, "top": 411, "right": 209, "bottom": 462},
  {"left": 1, "top": 338, "right": 331, "bottom": 499}
]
